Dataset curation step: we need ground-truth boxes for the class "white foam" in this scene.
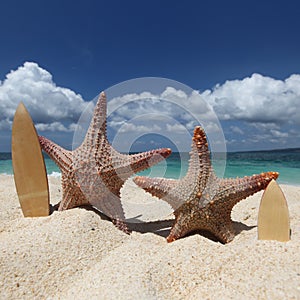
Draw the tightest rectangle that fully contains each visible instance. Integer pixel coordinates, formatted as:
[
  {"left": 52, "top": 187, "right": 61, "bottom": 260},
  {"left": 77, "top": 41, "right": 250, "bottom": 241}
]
[{"left": 48, "top": 171, "right": 61, "bottom": 178}]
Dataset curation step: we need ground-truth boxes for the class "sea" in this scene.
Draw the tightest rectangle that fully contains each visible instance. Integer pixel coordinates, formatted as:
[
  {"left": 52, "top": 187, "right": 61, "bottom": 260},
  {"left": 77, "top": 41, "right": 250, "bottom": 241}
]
[{"left": 1, "top": 149, "right": 300, "bottom": 186}]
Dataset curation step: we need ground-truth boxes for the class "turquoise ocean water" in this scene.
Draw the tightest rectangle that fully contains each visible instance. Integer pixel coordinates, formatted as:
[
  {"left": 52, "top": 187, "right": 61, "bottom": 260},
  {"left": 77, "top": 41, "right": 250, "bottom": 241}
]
[{"left": 1, "top": 149, "right": 300, "bottom": 186}]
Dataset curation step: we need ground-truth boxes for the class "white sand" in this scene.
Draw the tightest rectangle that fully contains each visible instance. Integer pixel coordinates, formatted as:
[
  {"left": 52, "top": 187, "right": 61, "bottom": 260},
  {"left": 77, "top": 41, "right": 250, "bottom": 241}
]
[{"left": 0, "top": 174, "right": 299, "bottom": 299}]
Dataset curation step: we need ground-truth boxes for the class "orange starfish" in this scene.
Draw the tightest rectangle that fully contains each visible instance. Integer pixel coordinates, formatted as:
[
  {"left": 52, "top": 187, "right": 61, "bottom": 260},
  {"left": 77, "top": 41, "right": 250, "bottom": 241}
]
[
  {"left": 134, "top": 126, "right": 279, "bottom": 243},
  {"left": 39, "top": 92, "right": 171, "bottom": 232}
]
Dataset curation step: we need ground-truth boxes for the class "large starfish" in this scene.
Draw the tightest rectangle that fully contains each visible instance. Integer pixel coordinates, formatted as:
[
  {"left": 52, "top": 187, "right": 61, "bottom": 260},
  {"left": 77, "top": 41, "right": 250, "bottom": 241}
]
[
  {"left": 134, "top": 126, "right": 279, "bottom": 243},
  {"left": 39, "top": 92, "right": 171, "bottom": 232}
]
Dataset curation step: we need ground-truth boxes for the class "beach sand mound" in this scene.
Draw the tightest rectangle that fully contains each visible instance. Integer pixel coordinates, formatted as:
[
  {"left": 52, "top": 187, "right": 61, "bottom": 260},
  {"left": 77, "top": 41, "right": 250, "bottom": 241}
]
[{"left": 0, "top": 175, "right": 299, "bottom": 299}]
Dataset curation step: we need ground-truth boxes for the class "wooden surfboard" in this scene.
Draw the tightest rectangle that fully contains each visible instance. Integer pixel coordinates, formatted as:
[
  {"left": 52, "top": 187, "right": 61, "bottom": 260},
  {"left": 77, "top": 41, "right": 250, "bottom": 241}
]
[
  {"left": 258, "top": 179, "right": 290, "bottom": 242},
  {"left": 12, "top": 102, "right": 49, "bottom": 217}
]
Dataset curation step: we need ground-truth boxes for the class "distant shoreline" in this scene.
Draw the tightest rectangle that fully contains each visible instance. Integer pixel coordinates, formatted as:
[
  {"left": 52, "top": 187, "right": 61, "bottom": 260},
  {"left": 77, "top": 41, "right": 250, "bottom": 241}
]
[{"left": 228, "top": 147, "right": 300, "bottom": 154}]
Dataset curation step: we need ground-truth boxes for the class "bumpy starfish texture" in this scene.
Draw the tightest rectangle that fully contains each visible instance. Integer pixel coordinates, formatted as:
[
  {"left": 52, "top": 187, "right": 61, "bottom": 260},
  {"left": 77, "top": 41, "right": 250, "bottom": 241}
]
[
  {"left": 134, "top": 126, "right": 279, "bottom": 243},
  {"left": 39, "top": 92, "right": 171, "bottom": 232}
]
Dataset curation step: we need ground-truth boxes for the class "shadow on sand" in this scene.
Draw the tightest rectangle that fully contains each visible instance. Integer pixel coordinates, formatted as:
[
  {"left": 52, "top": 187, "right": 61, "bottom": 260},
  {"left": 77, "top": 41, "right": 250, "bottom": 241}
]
[{"left": 50, "top": 204, "right": 256, "bottom": 243}]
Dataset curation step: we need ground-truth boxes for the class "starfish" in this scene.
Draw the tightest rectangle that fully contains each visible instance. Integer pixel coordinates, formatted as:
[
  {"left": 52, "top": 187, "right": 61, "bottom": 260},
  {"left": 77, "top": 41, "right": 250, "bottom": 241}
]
[
  {"left": 39, "top": 92, "right": 171, "bottom": 232},
  {"left": 134, "top": 126, "right": 279, "bottom": 243}
]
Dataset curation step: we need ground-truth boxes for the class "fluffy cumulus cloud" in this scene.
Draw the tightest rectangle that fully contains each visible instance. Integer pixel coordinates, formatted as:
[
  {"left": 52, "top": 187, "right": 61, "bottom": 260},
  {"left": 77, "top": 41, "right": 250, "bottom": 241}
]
[
  {"left": 202, "top": 73, "right": 300, "bottom": 124},
  {"left": 0, "top": 62, "right": 86, "bottom": 132},
  {"left": 108, "top": 88, "right": 222, "bottom": 136},
  {"left": 200, "top": 73, "right": 300, "bottom": 150},
  {"left": 104, "top": 86, "right": 225, "bottom": 152}
]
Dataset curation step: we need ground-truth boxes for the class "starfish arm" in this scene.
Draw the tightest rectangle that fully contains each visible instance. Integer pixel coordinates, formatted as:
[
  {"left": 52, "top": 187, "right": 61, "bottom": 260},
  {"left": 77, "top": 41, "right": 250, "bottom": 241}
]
[
  {"left": 82, "top": 91, "right": 108, "bottom": 148},
  {"left": 183, "top": 126, "right": 212, "bottom": 192},
  {"left": 128, "top": 147, "right": 172, "bottom": 174},
  {"left": 39, "top": 136, "right": 72, "bottom": 174},
  {"left": 91, "top": 188, "right": 129, "bottom": 232},
  {"left": 166, "top": 203, "right": 196, "bottom": 242},
  {"left": 133, "top": 176, "right": 176, "bottom": 198},
  {"left": 108, "top": 147, "right": 171, "bottom": 178},
  {"left": 112, "top": 218, "right": 131, "bottom": 234},
  {"left": 134, "top": 176, "right": 182, "bottom": 209},
  {"left": 215, "top": 171, "right": 279, "bottom": 208}
]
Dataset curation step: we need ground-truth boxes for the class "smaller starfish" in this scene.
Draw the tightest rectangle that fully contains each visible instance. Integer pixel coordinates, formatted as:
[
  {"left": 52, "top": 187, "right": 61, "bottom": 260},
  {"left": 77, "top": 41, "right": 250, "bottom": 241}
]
[
  {"left": 39, "top": 92, "right": 171, "bottom": 232},
  {"left": 134, "top": 126, "right": 279, "bottom": 243}
]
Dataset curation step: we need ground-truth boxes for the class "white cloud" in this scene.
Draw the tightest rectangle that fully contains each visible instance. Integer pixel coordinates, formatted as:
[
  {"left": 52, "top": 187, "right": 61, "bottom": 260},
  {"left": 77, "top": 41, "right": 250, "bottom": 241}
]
[
  {"left": 202, "top": 73, "right": 300, "bottom": 125},
  {"left": 35, "top": 122, "right": 77, "bottom": 132},
  {"left": 0, "top": 118, "right": 12, "bottom": 130},
  {"left": 118, "top": 122, "right": 161, "bottom": 133},
  {"left": 250, "top": 122, "right": 280, "bottom": 131},
  {"left": 104, "top": 88, "right": 226, "bottom": 152},
  {"left": 224, "top": 119, "right": 299, "bottom": 151},
  {"left": 108, "top": 88, "right": 216, "bottom": 127},
  {"left": 0, "top": 62, "right": 86, "bottom": 132},
  {"left": 270, "top": 129, "right": 289, "bottom": 138},
  {"left": 230, "top": 125, "right": 244, "bottom": 135},
  {"left": 166, "top": 123, "right": 186, "bottom": 132}
]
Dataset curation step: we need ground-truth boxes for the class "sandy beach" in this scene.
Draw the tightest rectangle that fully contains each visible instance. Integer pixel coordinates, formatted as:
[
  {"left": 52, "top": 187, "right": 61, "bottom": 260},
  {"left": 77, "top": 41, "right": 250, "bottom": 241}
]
[{"left": 0, "top": 174, "right": 299, "bottom": 299}]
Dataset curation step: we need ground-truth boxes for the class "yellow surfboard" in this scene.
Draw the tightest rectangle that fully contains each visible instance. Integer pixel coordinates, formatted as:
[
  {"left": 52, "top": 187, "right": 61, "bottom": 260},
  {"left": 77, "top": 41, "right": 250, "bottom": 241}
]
[
  {"left": 258, "top": 179, "right": 290, "bottom": 242},
  {"left": 12, "top": 102, "right": 49, "bottom": 217}
]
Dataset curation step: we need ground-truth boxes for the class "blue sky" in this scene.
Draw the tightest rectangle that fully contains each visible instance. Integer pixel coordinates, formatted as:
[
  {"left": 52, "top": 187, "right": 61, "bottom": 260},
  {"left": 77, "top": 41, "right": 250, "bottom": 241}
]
[{"left": 0, "top": 0, "right": 300, "bottom": 152}]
